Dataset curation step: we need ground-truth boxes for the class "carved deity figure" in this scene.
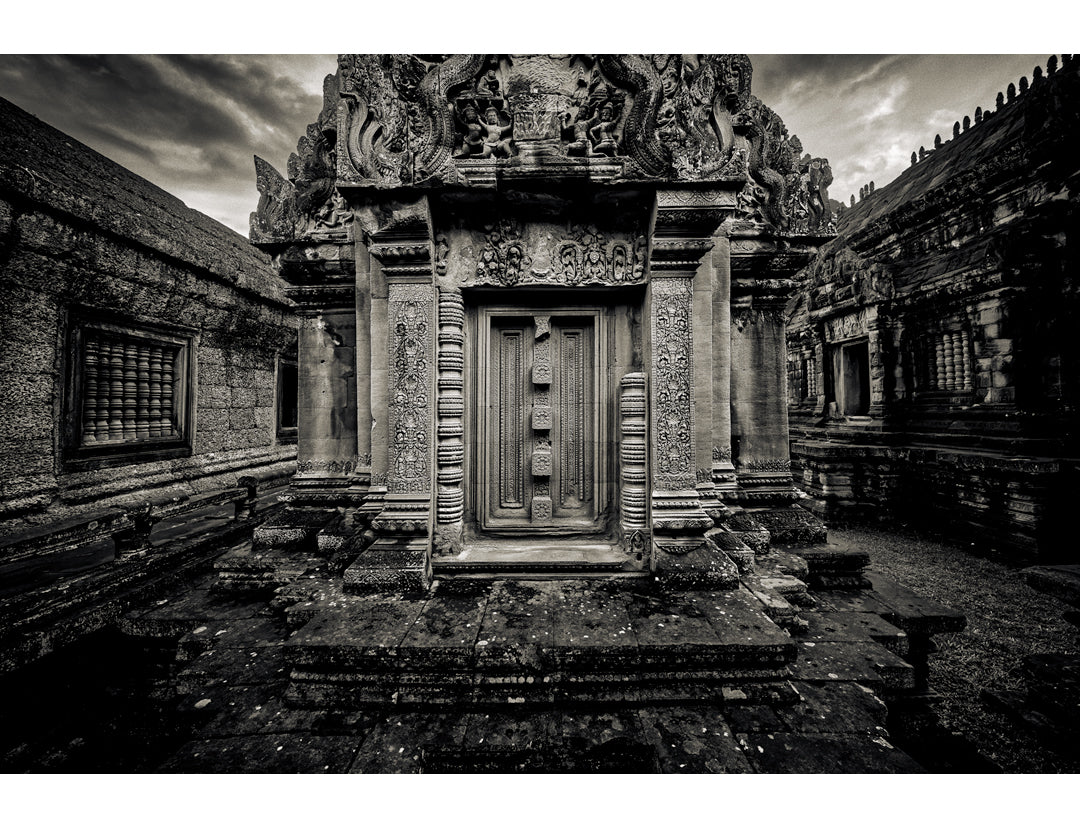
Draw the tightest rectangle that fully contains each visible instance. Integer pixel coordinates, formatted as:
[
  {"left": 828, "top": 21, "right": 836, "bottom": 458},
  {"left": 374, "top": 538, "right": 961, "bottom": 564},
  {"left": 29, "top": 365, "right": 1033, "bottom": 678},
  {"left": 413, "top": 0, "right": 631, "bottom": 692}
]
[
  {"left": 562, "top": 105, "right": 594, "bottom": 157},
  {"left": 454, "top": 104, "right": 487, "bottom": 159},
  {"left": 589, "top": 102, "right": 620, "bottom": 156},
  {"left": 481, "top": 107, "right": 514, "bottom": 158},
  {"left": 583, "top": 244, "right": 606, "bottom": 281}
]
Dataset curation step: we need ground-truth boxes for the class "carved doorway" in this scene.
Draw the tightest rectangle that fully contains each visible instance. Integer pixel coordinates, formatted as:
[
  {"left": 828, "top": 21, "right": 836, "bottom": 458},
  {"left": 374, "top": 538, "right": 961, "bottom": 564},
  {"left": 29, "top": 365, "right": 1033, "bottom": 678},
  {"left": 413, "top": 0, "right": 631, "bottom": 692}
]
[{"left": 475, "top": 306, "right": 609, "bottom": 535}]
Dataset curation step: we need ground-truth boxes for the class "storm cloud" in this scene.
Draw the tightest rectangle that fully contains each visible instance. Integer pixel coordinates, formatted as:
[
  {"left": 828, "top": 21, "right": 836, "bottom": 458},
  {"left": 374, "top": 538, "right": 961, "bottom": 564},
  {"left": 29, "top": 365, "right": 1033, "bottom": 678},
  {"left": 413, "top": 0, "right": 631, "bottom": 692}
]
[{"left": 0, "top": 54, "right": 1053, "bottom": 233}]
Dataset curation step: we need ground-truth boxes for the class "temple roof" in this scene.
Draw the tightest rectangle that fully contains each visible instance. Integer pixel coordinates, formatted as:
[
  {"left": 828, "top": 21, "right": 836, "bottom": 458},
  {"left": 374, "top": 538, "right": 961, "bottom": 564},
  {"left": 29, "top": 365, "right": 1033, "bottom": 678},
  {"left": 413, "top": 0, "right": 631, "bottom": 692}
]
[{"left": 0, "top": 95, "right": 289, "bottom": 306}]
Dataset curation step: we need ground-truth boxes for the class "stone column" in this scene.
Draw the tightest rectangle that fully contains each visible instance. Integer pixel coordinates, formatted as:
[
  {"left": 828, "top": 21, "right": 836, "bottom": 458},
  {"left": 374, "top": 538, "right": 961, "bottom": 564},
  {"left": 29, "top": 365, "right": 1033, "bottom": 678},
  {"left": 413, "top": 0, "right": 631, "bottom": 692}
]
[
  {"left": 350, "top": 235, "right": 377, "bottom": 525},
  {"left": 728, "top": 229, "right": 816, "bottom": 507},
  {"left": 345, "top": 204, "right": 437, "bottom": 594},
  {"left": 647, "top": 190, "right": 738, "bottom": 589},
  {"left": 278, "top": 241, "right": 359, "bottom": 509},
  {"left": 710, "top": 232, "right": 737, "bottom": 502}
]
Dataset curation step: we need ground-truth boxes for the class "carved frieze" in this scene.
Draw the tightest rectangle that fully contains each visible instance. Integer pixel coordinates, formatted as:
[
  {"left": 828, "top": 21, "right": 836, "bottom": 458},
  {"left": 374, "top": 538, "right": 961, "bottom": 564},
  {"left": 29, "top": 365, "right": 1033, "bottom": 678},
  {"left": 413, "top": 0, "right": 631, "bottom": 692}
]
[
  {"left": 454, "top": 220, "right": 647, "bottom": 288},
  {"left": 825, "top": 309, "right": 869, "bottom": 342}
]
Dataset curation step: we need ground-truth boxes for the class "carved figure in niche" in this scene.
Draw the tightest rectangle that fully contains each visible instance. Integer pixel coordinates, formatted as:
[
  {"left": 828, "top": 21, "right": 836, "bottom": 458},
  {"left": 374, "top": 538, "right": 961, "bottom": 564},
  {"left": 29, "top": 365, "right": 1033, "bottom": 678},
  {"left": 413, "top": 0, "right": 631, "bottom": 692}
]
[
  {"left": 504, "top": 243, "right": 526, "bottom": 285},
  {"left": 656, "top": 100, "right": 686, "bottom": 149},
  {"left": 583, "top": 241, "right": 606, "bottom": 281},
  {"left": 476, "top": 63, "right": 501, "bottom": 98},
  {"left": 589, "top": 101, "right": 620, "bottom": 156},
  {"left": 477, "top": 244, "right": 501, "bottom": 282},
  {"left": 313, "top": 189, "right": 351, "bottom": 231}
]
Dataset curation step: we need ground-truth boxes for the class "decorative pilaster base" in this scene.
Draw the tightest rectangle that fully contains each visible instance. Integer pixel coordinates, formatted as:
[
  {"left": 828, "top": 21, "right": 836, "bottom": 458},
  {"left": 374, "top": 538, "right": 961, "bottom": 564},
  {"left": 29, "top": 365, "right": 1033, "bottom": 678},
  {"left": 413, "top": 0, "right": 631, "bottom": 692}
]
[
  {"left": 344, "top": 496, "right": 432, "bottom": 595},
  {"left": 651, "top": 490, "right": 737, "bottom": 589}
]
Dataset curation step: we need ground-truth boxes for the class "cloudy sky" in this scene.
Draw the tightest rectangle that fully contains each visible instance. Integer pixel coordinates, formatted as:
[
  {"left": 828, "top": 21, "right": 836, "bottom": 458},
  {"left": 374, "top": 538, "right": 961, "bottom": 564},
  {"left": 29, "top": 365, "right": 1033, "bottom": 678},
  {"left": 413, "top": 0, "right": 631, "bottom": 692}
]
[{"left": 0, "top": 52, "right": 1051, "bottom": 235}]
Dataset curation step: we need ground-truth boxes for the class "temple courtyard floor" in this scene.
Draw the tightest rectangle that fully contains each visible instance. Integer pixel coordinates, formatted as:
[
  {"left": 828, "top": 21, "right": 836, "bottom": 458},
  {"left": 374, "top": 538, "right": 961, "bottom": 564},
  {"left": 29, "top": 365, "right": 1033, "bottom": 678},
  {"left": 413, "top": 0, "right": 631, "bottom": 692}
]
[{"left": 1, "top": 522, "right": 1077, "bottom": 773}]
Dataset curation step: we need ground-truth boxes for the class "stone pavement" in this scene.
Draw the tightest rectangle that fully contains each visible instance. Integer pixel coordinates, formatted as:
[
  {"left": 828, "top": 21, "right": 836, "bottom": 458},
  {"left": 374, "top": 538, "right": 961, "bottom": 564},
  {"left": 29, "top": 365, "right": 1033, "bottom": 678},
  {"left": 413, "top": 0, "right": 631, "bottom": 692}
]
[{"left": 109, "top": 564, "right": 973, "bottom": 773}]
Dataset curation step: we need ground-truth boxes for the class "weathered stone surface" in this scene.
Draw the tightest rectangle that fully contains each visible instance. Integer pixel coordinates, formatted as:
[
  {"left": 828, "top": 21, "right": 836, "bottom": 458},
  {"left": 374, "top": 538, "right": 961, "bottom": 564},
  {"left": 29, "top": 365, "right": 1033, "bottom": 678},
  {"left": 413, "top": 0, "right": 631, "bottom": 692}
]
[
  {"left": 863, "top": 571, "right": 966, "bottom": 635},
  {"left": 799, "top": 611, "right": 909, "bottom": 658},
  {"left": 753, "top": 507, "right": 827, "bottom": 545},
  {"left": 739, "top": 732, "right": 923, "bottom": 773},
  {"left": 349, "top": 712, "right": 469, "bottom": 773},
  {"left": 777, "top": 681, "right": 889, "bottom": 734},
  {"left": 161, "top": 733, "right": 361, "bottom": 773},
  {"left": 789, "top": 640, "right": 915, "bottom": 691},
  {"left": 638, "top": 705, "right": 752, "bottom": 773}
]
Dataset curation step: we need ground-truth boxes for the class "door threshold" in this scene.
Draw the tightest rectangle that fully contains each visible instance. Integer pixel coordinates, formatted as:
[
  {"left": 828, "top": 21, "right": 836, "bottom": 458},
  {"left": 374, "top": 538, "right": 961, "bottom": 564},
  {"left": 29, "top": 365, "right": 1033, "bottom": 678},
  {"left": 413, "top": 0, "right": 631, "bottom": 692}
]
[{"left": 433, "top": 539, "right": 640, "bottom": 573}]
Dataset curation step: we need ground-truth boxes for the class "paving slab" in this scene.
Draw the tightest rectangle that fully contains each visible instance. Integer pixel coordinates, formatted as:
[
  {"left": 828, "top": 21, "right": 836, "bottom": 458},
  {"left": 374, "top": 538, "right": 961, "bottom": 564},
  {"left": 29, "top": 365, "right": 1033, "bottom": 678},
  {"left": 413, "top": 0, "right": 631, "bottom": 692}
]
[
  {"left": 777, "top": 681, "right": 890, "bottom": 735},
  {"left": 476, "top": 580, "right": 557, "bottom": 673},
  {"left": 177, "top": 616, "right": 288, "bottom": 661},
  {"left": 812, "top": 589, "right": 895, "bottom": 614},
  {"left": 637, "top": 705, "right": 752, "bottom": 773},
  {"left": 159, "top": 732, "right": 362, "bottom": 773},
  {"left": 863, "top": 571, "right": 966, "bottom": 634},
  {"left": 789, "top": 640, "right": 914, "bottom": 691},
  {"left": 175, "top": 645, "right": 292, "bottom": 695},
  {"left": 722, "top": 703, "right": 789, "bottom": 734},
  {"left": 551, "top": 582, "right": 636, "bottom": 670},
  {"left": 286, "top": 594, "right": 427, "bottom": 670},
  {"left": 119, "top": 588, "right": 268, "bottom": 639},
  {"left": 177, "top": 683, "right": 328, "bottom": 737},
  {"left": 349, "top": 712, "right": 470, "bottom": 773},
  {"left": 799, "top": 611, "right": 909, "bottom": 658},
  {"left": 397, "top": 584, "right": 488, "bottom": 671},
  {"left": 739, "top": 732, "right": 924, "bottom": 773}
]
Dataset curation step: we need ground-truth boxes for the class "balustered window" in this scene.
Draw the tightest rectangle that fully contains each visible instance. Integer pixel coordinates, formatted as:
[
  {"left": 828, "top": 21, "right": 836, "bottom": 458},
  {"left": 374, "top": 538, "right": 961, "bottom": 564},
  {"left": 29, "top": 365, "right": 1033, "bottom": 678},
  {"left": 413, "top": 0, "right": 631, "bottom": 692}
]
[
  {"left": 805, "top": 356, "right": 818, "bottom": 398},
  {"left": 65, "top": 316, "right": 194, "bottom": 466},
  {"left": 930, "top": 330, "right": 972, "bottom": 392}
]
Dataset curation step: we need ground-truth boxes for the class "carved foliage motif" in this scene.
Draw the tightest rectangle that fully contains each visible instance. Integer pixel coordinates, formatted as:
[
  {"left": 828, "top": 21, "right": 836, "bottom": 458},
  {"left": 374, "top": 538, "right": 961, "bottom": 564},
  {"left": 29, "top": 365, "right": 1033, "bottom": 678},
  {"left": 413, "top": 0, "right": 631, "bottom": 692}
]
[
  {"left": 651, "top": 279, "right": 695, "bottom": 491},
  {"left": 388, "top": 284, "right": 432, "bottom": 494}
]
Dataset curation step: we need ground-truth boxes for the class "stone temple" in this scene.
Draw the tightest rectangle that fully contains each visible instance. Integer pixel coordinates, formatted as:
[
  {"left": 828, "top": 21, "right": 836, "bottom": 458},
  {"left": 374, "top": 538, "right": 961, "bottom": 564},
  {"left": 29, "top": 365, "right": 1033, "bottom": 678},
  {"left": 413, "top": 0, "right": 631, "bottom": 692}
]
[
  {"left": 1, "top": 54, "right": 1077, "bottom": 773},
  {"left": 245, "top": 54, "right": 834, "bottom": 593}
]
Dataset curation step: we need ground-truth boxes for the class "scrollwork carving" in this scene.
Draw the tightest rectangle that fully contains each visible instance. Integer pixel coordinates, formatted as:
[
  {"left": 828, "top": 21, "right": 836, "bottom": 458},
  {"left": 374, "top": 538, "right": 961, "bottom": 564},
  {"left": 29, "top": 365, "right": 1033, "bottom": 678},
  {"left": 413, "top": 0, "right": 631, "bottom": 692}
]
[
  {"left": 651, "top": 279, "right": 695, "bottom": 491},
  {"left": 388, "top": 284, "right": 432, "bottom": 495}
]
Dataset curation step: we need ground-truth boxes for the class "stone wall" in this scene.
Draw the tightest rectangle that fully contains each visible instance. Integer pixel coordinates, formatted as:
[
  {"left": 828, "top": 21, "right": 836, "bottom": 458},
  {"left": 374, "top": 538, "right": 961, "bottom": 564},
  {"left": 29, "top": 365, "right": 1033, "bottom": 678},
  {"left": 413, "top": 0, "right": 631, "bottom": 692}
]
[
  {"left": 0, "top": 96, "right": 298, "bottom": 537},
  {"left": 786, "top": 57, "right": 1080, "bottom": 558}
]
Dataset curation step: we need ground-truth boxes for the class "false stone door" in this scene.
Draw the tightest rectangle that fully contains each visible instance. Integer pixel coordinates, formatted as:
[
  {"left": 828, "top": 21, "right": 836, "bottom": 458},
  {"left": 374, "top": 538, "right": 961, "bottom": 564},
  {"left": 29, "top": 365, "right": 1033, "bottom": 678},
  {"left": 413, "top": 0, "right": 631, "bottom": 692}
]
[{"left": 478, "top": 308, "right": 606, "bottom": 533}]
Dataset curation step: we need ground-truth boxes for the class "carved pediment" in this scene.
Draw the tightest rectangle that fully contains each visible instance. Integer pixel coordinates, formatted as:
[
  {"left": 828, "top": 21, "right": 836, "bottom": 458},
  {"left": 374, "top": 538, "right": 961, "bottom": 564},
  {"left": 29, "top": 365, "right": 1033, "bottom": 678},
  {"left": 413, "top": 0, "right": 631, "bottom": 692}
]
[{"left": 251, "top": 55, "right": 837, "bottom": 247}]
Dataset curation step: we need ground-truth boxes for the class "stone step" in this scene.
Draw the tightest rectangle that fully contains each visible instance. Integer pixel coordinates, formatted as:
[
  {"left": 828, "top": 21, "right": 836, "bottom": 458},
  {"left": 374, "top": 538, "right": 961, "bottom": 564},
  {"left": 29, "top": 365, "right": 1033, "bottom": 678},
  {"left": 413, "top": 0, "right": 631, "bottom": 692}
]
[{"left": 283, "top": 581, "right": 797, "bottom": 709}]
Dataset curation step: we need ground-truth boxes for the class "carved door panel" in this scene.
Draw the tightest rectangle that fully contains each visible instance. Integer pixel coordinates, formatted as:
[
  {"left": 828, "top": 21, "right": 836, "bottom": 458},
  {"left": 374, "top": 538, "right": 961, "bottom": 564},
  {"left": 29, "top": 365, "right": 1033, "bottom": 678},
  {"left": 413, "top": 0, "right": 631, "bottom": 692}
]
[{"left": 483, "top": 314, "right": 599, "bottom": 531}]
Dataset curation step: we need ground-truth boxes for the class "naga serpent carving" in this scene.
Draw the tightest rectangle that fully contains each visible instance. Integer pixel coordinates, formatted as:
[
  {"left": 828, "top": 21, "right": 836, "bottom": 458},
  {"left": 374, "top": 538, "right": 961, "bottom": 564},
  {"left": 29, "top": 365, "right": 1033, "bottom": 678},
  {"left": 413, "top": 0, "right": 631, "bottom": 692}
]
[
  {"left": 596, "top": 54, "right": 669, "bottom": 177},
  {"left": 732, "top": 105, "right": 787, "bottom": 229}
]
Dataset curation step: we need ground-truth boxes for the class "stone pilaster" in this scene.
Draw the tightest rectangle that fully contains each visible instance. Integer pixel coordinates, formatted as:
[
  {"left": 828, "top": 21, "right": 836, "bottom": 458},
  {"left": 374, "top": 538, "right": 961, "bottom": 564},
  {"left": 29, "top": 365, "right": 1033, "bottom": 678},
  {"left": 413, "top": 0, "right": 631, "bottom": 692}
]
[
  {"left": 346, "top": 215, "right": 437, "bottom": 594},
  {"left": 648, "top": 190, "right": 738, "bottom": 588}
]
